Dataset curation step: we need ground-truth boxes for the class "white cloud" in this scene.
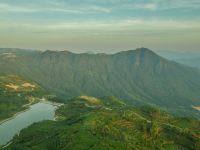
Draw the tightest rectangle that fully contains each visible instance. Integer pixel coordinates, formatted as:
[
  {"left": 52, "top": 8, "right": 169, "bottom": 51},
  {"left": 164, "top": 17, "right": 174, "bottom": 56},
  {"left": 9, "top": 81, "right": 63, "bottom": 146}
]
[
  {"left": 126, "top": 3, "right": 158, "bottom": 10},
  {"left": 1, "top": 19, "right": 200, "bottom": 32},
  {"left": 0, "top": 0, "right": 199, "bottom": 14},
  {"left": 86, "top": 5, "right": 111, "bottom": 13},
  {"left": 0, "top": 3, "right": 80, "bottom": 13},
  {"left": 121, "top": 0, "right": 200, "bottom": 11},
  {"left": 0, "top": 3, "right": 36, "bottom": 12},
  {"left": 0, "top": 2, "right": 111, "bottom": 14},
  {"left": 152, "top": 0, "right": 200, "bottom": 10}
]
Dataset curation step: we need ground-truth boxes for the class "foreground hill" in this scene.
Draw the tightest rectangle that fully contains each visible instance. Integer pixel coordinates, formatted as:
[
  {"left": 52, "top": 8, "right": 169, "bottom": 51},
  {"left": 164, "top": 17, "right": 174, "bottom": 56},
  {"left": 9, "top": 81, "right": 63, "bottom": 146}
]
[
  {"left": 0, "top": 75, "right": 44, "bottom": 121},
  {"left": 4, "top": 96, "right": 200, "bottom": 150},
  {"left": 0, "top": 74, "right": 63, "bottom": 121},
  {"left": 0, "top": 48, "right": 200, "bottom": 117}
]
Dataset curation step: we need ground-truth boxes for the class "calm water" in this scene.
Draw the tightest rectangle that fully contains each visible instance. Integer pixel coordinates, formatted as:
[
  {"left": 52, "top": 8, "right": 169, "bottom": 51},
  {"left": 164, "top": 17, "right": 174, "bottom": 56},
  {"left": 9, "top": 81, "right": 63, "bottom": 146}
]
[{"left": 0, "top": 102, "right": 57, "bottom": 145}]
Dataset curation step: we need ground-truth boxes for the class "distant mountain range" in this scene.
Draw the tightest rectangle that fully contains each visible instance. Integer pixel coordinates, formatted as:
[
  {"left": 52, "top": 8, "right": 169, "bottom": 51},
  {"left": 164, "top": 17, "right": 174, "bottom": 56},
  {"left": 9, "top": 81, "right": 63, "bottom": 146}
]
[
  {"left": 175, "top": 57, "right": 200, "bottom": 69},
  {"left": 157, "top": 50, "right": 200, "bottom": 69},
  {"left": 0, "top": 48, "right": 200, "bottom": 118}
]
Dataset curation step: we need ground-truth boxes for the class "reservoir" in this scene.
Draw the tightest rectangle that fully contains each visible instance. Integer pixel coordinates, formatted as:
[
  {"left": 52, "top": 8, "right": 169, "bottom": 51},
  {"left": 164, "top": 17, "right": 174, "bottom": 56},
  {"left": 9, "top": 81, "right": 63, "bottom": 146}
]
[{"left": 0, "top": 102, "right": 58, "bottom": 146}]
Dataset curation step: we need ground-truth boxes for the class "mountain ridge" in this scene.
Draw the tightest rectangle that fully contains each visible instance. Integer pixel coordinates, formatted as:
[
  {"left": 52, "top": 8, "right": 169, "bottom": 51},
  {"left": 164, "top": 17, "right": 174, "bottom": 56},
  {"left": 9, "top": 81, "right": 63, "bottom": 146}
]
[{"left": 0, "top": 48, "right": 200, "bottom": 118}]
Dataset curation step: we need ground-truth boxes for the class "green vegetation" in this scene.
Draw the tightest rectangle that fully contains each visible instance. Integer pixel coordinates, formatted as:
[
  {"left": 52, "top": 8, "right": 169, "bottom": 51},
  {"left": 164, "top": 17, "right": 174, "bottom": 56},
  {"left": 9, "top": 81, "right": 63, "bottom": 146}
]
[
  {"left": 0, "top": 48, "right": 200, "bottom": 148},
  {"left": 4, "top": 96, "right": 200, "bottom": 150},
  {"left": 0, "top": 75, "right": 44, "bottom": 121},
  {"left": 0, "top": 48, "right": 200, "bottom": 118}
]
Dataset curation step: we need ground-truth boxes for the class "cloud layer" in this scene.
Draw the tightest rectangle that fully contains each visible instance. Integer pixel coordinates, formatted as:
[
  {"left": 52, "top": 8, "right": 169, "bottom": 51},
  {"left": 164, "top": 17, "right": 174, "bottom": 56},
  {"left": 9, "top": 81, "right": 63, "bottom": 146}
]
[{"left": 0, "top": 0, "right": 200, "bottom": 52}]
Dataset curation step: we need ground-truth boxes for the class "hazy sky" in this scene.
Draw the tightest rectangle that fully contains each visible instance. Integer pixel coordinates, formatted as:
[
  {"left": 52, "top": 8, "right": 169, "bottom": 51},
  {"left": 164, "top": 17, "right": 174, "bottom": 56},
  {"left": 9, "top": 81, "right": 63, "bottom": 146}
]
[{"left": 0, "top": 0, "right": 200, "bottom": 53}]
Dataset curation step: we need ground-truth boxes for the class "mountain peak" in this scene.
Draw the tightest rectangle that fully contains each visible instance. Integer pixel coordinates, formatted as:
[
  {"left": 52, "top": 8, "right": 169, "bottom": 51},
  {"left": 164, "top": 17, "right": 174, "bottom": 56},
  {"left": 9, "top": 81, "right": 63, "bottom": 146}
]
[
  {"left": 115, "top": 48, "right": 160, "bottom": 61},
  {"left": 115, "top": 48, "right": 156, "bottom": 56},
  {"left": 135, "top": 47, "right": 154, "bottom": 53},
  {"left": 42, "top": 50, "right": 74, "bottom": 56}
]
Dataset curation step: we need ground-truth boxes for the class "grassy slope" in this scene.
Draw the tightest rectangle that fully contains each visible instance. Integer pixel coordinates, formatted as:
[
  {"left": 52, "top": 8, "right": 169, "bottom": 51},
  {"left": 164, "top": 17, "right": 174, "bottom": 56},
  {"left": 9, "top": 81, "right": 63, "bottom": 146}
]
[
  {"left": 0, "top": 75, "right": 44, "bottom": 121},
  {"left": 5, "top": 96, "right": 200, "bottom": 150}
]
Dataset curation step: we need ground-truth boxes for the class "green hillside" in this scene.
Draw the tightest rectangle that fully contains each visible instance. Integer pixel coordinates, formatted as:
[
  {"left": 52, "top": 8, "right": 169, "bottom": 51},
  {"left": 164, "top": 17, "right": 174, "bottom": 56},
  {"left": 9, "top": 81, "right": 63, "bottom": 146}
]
[
  {"left": 4, "top": 96, "right": 200, "bottom": 150},
  {"left": 0, "top": 48, "right": 200, "bottom": 118},
  {"left": 0, "top": 75, "right": 45, "bottom": 121}
]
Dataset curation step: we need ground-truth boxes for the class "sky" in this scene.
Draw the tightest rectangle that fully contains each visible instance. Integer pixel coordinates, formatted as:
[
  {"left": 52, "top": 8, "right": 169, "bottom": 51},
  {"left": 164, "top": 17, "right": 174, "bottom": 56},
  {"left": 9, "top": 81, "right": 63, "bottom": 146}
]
[{"left": 0, "top": 0, "right": 200, "bottom": 53}]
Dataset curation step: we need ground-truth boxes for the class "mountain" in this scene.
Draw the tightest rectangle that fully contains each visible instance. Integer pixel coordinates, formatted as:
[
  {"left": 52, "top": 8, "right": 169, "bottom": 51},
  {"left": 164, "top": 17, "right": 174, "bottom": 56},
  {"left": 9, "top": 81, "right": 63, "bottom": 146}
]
[
  {"left": 4, "top": 96, "right": 200, "bottom": 150},
  {"left": 0, "top": 48, "right": 200, "bottom": 117}
]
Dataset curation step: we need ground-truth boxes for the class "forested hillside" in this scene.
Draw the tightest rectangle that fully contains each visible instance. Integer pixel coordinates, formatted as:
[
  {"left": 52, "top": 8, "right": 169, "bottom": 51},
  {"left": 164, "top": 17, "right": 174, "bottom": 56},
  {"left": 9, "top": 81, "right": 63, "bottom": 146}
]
[
  {"left": 0, "top": 48, "right": 200, "bottom": 117},
  {"left": 4, "top": 96, "right": 200, "bottom": 150}
]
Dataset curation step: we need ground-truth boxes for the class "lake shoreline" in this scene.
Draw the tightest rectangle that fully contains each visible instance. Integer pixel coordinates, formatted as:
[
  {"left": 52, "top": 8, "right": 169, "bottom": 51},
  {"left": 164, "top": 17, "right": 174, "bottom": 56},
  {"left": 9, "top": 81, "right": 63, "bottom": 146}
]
[
  {"left": 0, "top": 98, "right": 38, "bottom": 125},
  {"left": 0, "top": 100, "right": 63, "bottom": 125},
  {"left": 0, "top": 108, "right": 29, "bottom": 126},
  {"left": 0, "top": 100, "right": 63, "bottom": 146}
]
